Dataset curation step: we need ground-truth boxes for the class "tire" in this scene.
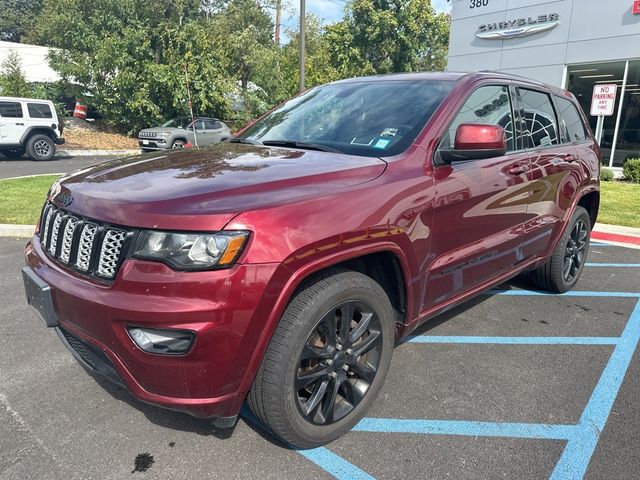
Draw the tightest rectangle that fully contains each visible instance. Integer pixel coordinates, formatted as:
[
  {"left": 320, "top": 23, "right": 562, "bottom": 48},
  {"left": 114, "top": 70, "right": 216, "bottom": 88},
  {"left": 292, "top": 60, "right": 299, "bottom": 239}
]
[
  {"left": 171, "top": 139, "right": 186, "bottom": 149},
  {"left": 0, "top": 147, "right": 25, "bottom": 159},
  {"left": 529, "top": 206, "right": 591, "bottom": 293},
  {"left": 26, "top": 134, "right": 55, "bottom": 161},
  {"left": 248, "top": 269, "right": 395, "bottom": 448}
]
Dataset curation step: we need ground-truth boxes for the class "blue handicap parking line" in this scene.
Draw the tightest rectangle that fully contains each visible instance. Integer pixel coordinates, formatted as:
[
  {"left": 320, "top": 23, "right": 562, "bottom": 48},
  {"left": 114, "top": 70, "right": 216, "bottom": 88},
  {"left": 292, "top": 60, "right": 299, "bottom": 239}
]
[
  {"left": 406, "top": 335, "right": 619, "bottom": 345},
  {"left": 298, "top": 448, "right": 375, "bottom": 480},
  {"left": 589, "top": 242, "right": 615, "bottom": 247},
  {"left": 354, "top": 418, "right": 576, "bottom": 441},
  {"left": 550, "top": 299, "right": 640, "bottom": 479},
  {"left": 585, "top": 263, "right": 640, "bottom": 268},
  {"left": 488, "top": 289, "right": 640, "bottom": 298}
]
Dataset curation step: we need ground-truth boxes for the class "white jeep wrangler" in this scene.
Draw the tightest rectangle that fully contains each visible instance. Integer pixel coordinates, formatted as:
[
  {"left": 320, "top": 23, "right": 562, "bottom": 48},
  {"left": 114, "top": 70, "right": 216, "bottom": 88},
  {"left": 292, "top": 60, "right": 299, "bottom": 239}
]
[{"left": 0, "top": 97, "right": 64, "bottom": 161}]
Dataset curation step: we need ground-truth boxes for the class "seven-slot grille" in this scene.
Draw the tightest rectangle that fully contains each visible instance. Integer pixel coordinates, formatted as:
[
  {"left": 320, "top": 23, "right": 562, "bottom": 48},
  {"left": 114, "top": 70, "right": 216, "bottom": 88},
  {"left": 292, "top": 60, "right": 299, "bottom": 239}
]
[{"left": 39, "top": 201, "right": 130, "bottom": 280}]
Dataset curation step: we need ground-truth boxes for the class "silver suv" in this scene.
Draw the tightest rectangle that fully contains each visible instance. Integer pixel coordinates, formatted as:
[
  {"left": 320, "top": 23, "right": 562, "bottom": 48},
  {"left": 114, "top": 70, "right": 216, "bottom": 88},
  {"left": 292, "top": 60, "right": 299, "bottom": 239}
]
[
  {"left": 0, "top": 97, "right": 64, "bottom": 161},
  {"left": 138, "top": 117, "right": 231, "bottom": 152}
]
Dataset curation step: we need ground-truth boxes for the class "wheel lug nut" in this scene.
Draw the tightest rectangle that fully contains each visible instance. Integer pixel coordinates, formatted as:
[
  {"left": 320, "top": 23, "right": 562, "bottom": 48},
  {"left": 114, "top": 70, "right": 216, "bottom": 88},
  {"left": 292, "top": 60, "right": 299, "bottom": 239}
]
[
  {"left": 336, "top": 344, "right": 342, "bottom": 351},
  {"left": 346, "top": 348, "right": 353, "bottom": 355},
  {"left": 326, "top": 359, "right": 333, "bottom": 366},
  {"left": 329, "top": 372, "right": 337, "bottom": 379},
  {"left": 342, "top": 364, "right": 349, "bottom": 372}
]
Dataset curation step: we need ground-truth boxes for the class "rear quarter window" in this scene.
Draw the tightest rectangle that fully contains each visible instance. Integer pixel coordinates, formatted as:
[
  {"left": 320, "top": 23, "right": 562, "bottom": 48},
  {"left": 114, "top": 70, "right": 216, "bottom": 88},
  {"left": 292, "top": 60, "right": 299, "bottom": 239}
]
[
  {"left": 27, "top": 103, "right": 53, "bottom": 119},
  {"left": 517, "top": 88, "right": 560, "bottom": 148},
  {"left": 0, "top": 101, "right": 23, "bottom": 118},
  {"left": 555, "top": 96, "right": 587, "bottom": 143}
]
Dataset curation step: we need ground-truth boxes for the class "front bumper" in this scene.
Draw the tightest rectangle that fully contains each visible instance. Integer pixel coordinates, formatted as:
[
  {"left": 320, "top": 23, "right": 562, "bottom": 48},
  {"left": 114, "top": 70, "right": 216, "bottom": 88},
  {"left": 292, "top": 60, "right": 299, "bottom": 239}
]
[
  {"left": 24, "top": 237, "right": 285, "bottom": 419},
  {"left": 138, "top": 139, "right": 170, "bottom": 150}
]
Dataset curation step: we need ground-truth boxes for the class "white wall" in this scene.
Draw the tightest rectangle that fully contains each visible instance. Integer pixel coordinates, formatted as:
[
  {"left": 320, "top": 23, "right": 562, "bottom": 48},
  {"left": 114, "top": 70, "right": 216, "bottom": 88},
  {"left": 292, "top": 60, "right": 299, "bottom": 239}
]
[{"left": 0, "top": 41, "right": 60, "bottom": 83}]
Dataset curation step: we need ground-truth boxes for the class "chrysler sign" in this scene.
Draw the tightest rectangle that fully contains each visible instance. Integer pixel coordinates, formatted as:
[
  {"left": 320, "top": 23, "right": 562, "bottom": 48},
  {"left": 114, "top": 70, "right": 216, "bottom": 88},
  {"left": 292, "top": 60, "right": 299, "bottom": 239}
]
[{"left": 477, "top": 13, "right": 560, "bottom": 40}]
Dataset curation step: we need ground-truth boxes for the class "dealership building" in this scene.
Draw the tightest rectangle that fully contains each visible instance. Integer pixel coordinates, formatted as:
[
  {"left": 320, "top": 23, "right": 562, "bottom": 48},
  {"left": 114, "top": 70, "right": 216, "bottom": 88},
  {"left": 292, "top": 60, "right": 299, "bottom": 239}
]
[{"left": 447, "top": 0, "right": 640, "bottom": 168}]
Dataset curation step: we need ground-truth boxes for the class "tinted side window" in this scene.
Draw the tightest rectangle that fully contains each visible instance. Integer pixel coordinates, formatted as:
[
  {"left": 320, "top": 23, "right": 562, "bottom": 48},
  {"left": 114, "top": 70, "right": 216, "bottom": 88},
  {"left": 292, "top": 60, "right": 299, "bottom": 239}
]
[
  {"left": 203, "top": 119, "right": 220, "bottom": 130},
  {"left": 555, "top": 96, "right": 587, "bottom": 143},
  {"left": 27, "top": 103, "right": 53, "bottom": 119},
  {"left": 518, "top": 89, "right": 559, "bottom": 148},
  {"left": 0, "top": 101, "right": 23, "bottom": 118},
  {"left": 442, "top": 85, "right": 515, "bottom": 152}
]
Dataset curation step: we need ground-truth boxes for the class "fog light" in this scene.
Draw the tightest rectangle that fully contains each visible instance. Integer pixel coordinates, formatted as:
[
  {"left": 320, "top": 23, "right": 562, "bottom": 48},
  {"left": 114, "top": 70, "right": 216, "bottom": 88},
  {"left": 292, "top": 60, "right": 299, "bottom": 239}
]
[{"left": 127, "top": 327, "right": 194, "bottom": 354}]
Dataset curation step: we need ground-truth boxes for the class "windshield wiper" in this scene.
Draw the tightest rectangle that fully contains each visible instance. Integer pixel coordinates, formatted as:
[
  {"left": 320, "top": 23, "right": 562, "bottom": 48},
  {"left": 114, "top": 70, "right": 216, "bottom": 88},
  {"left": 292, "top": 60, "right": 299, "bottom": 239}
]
[
  {"left": 228, "top": 137, "right": 262, "bottom": 145},
  {"left": 261, "top": 140, "right": 342, "bottom": 153}
]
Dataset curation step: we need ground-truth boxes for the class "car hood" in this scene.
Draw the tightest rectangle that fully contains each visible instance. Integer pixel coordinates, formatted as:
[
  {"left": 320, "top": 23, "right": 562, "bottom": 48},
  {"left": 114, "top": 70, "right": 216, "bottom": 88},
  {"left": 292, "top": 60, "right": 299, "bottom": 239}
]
[{"left": 51, "top": 144, "right": 387, "bottom": 231}]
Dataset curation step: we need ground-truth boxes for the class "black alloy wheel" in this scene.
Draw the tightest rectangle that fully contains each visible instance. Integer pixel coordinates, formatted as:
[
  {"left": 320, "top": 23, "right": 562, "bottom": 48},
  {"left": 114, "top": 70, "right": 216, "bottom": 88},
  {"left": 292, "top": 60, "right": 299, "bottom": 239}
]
[
  {"left": 563, "top": 218, "right": 588, "bottom": 282},
  {"left": 296, "top": 300, "right": 383, "bottom": 426}
]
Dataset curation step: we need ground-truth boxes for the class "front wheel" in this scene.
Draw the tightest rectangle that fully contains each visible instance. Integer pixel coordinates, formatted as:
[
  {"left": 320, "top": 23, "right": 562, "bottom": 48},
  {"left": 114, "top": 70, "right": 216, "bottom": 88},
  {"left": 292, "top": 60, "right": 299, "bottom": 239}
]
[
  {"left": 529, "top": 206, "right": 591, "bottom": 293},
  {"left": 171, "top": 139, "right": 186, "bottom": 149},
  {"left": 248, "top": 269, "right": 395, "bottom": 448}
]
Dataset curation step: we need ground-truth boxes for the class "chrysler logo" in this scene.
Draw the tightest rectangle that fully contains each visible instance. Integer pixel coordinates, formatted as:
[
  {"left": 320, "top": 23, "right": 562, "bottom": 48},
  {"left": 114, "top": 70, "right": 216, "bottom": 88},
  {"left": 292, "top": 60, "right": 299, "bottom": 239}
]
[
  {"left": 54, "top": 192, "right": 74, "bottom": 208},
  {"left": 477, "top": 13, "right": 560, "bottom": 40}
]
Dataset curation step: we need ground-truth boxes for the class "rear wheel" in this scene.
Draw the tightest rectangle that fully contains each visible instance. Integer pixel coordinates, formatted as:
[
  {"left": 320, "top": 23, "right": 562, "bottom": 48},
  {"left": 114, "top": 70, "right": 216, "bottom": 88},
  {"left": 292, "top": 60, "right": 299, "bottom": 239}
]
[
  {"left": 529, "top": 206, "right": 591, "bottom": 293},
  {"left": 0, "top": 147, "right": 25, "bottom": 159},
  {"left": 26, "top": 134, "right": 55, "bottom": 161},
  {"left": 248, "top": 269, "right": 395, "bottom": 448}
]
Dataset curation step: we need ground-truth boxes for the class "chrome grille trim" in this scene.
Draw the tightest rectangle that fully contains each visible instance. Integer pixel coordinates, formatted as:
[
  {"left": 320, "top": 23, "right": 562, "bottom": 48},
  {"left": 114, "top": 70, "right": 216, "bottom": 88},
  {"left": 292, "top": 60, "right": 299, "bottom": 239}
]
[
  {"left": 76, "top": 223, "right": 98, "bottom": 272},
  {"left": 41, "top": 205, "right": 54, "bottom": 247},
  {"left": 97, "top": 230, "right": 127, "bottom": 278},
  {"left": 38, "top": 201, "right": 130, "bottom": 280},
  {"left": 48, "top": 211, "right": 63, "bottom": 255},
  {"left": 59, "top": 216, "right": 79, "bottom": 264}
]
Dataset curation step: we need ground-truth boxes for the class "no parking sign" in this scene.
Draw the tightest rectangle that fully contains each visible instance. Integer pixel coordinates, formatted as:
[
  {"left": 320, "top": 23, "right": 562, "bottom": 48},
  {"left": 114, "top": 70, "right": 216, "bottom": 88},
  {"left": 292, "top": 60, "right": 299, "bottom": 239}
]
[{"left": 590, "top": 84, "right": 617, "bottom": 116}]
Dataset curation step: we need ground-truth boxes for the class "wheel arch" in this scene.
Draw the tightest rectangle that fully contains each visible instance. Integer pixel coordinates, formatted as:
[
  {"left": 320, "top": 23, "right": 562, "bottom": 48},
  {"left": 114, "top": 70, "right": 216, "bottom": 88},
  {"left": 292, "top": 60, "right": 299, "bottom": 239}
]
[
  {"left": 237, "top": 243, "right": 413, "bottom": 396},
  {"left": 577, "top": 189, "right": 600, "bottom": 230},
  {"left": 20, "top": 127, "right": 57, "bottom": 144}
]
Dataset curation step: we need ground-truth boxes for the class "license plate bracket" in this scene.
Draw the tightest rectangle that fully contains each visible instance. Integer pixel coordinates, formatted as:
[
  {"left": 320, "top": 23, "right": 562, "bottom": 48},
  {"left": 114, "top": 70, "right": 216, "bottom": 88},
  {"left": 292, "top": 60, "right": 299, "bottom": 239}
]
[{"left": 22, "top": 267, "right": 58, "bottom": 327}]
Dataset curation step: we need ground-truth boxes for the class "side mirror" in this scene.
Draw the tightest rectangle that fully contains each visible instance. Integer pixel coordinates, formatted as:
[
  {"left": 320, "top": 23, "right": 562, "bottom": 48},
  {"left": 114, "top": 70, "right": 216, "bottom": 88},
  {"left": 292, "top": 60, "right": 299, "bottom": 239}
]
[{"left": 439, "top": 123, "right": 507, "bottom": 163}]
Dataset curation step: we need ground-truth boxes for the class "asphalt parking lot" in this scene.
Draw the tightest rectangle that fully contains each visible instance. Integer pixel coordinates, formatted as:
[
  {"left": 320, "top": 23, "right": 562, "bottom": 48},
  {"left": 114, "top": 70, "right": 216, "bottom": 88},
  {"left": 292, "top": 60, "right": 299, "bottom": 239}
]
[
  {"left": 2, "top": 237, "right": 639, "bottom": 479},
  {"left": 0, "top": 155, "right": 134, "bottom": 180}
]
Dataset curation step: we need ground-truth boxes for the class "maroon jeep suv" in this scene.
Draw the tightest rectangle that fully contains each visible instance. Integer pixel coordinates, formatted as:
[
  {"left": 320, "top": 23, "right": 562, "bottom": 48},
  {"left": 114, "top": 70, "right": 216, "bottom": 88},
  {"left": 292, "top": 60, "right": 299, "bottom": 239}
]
[{"left": 23, "top": 72, "right": 600, "bottom": 448}]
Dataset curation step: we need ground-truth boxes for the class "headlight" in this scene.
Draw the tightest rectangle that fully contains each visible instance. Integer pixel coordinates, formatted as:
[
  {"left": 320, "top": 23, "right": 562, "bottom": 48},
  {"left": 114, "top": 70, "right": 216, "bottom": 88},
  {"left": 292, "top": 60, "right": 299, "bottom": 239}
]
[
  {"left": 132, "top": 230, "right": 249, "bottom": 270},
  {"left": 155, "top": 132, "right": 171, "bottom": 137}
]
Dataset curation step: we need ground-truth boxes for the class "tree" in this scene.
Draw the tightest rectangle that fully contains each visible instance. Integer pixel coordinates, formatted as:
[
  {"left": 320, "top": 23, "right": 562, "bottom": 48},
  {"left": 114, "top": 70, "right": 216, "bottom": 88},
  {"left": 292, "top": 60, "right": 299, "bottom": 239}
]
[
  {"left": 0, "top": 0, "right": 44, "bottom": 43},
  {"left": 0, "top": 51, "right": 32, "bottom": 97},
  {"left": 32, "top": 0, "right": 231, "bottom": 133},
  {"left": 327, "top": 0, "right": 450, "bottom": 75}
]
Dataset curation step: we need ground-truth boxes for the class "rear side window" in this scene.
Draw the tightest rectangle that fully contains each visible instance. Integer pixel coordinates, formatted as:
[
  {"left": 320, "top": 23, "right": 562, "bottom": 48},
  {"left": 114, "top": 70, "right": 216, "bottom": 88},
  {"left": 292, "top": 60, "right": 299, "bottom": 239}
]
[
  {"left": 555, "top": 96, "right": 587, "bottom": 143},
  {"left": 0, "top": 101, "right": 23, "bottom": 118},
  {"left": 441, "top": 85, "right": 515, "bottom": 152},
  {"left": 27, "top": 103, "right": 53, "bottom": 119},
  {"left": 517, "top": 88, "right": 559, "bottom": 148},
  {"left": 203, "top": 119, "right": 221, "bottom": 130}
]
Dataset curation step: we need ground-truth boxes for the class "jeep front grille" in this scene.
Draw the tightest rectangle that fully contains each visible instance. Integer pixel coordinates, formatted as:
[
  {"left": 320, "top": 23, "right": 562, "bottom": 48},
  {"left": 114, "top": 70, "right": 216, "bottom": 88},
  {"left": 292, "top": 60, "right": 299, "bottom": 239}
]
[{"left": 39, "top": 201, "right": 131, "bottom": 280}]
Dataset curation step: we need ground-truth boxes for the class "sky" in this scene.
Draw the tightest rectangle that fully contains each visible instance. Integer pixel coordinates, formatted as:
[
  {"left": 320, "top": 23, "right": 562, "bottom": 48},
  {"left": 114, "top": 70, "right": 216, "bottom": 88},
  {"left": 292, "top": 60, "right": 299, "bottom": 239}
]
[{"left": 280, "top": 0, "right": 452, "bottom": 42}]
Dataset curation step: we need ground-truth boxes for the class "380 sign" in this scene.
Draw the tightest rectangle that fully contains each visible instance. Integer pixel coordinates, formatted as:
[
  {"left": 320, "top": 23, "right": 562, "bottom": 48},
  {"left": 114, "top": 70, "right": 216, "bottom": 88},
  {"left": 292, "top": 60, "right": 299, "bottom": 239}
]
[{"left": 470, "top": 0, "right": 489, "bottom": 8}]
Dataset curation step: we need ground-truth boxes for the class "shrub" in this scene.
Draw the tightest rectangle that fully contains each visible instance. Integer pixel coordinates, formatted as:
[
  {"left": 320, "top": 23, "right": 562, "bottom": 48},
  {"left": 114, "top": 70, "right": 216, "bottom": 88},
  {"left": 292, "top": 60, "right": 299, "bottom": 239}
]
[
  {"left": 623, "top": 158, "right": 640, "bottom": 183},
  {"left": 600, "top": 168, "right": 615, "bottom": 182}
]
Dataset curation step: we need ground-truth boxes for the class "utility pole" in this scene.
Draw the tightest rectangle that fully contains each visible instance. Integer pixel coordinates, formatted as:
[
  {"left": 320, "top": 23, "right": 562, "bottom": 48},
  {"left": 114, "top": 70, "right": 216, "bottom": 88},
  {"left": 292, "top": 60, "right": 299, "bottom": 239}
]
[
  {"left": 274, "top": 0, "right": 282, "bottom": 44},
  {"left": 183, "top": 62, "right": 198, "bottom": 149},
  {"left": 299, "top": 0, "right": 305, "bottom": 93}
]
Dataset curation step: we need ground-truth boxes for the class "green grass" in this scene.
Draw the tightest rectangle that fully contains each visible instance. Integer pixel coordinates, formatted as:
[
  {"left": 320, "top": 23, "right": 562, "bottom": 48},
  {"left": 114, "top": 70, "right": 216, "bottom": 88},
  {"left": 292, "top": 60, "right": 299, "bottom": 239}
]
[
  {"left": 0, "top": 175, "right": 59, "bottom": 224},
  {"left": 0, "top": 174, "right": 638, "bottom": 229},
  {"left": 599, "top": 181, "right": 640, "bottom": 228}
]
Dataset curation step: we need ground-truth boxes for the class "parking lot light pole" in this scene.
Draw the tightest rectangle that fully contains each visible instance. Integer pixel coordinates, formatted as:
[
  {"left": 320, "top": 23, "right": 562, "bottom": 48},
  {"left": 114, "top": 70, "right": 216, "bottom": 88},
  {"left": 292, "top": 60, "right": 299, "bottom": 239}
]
[{"left": 299, "top": 0, "right": 305, "bottom": 93}]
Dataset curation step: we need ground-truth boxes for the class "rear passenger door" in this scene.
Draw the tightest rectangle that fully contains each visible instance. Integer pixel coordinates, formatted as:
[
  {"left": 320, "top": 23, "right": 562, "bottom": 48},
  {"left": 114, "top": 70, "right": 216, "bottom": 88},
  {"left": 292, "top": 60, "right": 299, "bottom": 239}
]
[
  {"left": 516, "top": 87, "right": 582, "bottom": 258},
  {"left": 427, "top": 84, "right": 532, "bottom": 307}
]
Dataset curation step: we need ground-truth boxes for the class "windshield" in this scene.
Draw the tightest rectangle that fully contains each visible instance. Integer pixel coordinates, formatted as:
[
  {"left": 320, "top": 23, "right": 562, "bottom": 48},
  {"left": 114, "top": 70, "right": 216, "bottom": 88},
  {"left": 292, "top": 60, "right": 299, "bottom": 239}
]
[
  {"left": 239, "top": 80, "right": 455, "bottom": 157},
  {"left": 161, "top": 117, "right": 192, "bottom": 129}
]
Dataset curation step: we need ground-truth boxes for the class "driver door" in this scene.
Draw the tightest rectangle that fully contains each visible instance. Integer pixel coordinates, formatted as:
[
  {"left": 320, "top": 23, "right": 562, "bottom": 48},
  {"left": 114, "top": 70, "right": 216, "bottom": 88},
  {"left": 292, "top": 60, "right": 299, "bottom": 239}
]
[{"left": 425, "top": 84, "right": 532, "bottom": 308}]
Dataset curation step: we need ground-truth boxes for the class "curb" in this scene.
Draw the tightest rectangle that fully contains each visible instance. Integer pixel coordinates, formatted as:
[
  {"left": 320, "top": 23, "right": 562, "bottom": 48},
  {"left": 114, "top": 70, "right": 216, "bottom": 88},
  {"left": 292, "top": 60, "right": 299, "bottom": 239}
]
[
  {"left": 56, "top": 149, "right": 139, "bottom": 157},
  {"left": 0, "top": 224, "right": 34, "bottom": 238},
  {"left": 592, "top": 223, "right": 640, "bottom": 249}
]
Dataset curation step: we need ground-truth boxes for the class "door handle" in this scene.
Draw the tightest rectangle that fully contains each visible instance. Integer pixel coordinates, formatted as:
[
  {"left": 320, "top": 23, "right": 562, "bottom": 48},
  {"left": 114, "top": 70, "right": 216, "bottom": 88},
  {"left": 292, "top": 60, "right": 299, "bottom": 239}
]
[
  {"left": 508, "top": 164, "right": 530, "bottom": 175},
  {"left": 15, "top": 122, "right": 24, "bottom": 126}
]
